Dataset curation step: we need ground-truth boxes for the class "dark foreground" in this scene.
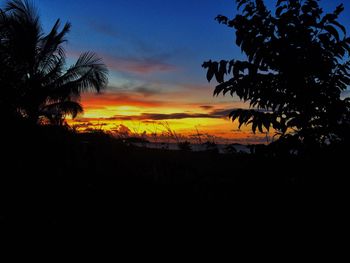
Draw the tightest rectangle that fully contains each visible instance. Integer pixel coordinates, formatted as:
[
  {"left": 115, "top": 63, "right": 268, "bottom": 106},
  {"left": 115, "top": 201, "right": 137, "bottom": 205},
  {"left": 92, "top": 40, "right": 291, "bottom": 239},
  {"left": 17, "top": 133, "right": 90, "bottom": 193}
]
[{"left": 0, "top": 124, "right": 348, "bottom": 228}]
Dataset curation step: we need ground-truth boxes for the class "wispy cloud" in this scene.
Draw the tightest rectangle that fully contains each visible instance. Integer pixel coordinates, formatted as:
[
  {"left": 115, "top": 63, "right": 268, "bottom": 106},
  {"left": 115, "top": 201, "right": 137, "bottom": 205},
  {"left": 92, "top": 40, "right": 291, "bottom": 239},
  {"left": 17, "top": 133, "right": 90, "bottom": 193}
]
[
  {"left": 88, "top": 21, "right": 119, "bottom": 38},
  {"left": 110, "top": 83, "right": 162, "bottom": 97},
  {"left": 200, "top": 105, "right": 214, "bottom": 111},
  {"left": 67, "top": 50, "right": 177, "bottom": 75},
  {"left": 133, "top": 85, "right": 162, "bottom": 97},
  {"left": 103, "top": 54, "right": 177, "bottom": 74},
  {"left": 210, "top": 108, "right": 233, "bottom": 117},
  {"left": 109, "top": 113, "right": 213, "bottom": 121},
  {"left": 106, "top": 108, "right": 233, "bottom": 121}
]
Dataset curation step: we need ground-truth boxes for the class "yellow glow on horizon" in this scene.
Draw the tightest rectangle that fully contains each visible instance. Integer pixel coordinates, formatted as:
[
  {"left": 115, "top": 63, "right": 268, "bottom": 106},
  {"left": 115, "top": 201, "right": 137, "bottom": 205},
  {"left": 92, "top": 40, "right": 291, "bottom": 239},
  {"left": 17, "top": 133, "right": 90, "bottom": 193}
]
[
  {"left": 115, "top": 106, "right": 140, "bottom": 115},
  {"left": 69, "top": 94, "right": 269, "bottom": 144},
  {"left": 68, "top": 115, "right": 267, "bottom": 144}
]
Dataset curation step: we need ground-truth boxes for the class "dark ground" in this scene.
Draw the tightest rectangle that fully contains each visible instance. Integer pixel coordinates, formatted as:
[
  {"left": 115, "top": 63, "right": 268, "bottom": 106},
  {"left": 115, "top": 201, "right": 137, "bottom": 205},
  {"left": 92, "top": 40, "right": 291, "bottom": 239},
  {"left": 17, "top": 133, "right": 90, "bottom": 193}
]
[{"left": 0, "top": 124, "right": 348, "bottom": 229}]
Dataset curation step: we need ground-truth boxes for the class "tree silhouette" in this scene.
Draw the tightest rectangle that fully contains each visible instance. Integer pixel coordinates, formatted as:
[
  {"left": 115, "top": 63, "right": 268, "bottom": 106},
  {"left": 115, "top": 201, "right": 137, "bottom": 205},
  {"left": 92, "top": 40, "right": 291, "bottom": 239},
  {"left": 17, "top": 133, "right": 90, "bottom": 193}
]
[
  {"left": 0, "top": 0, "right": 108, "bottom": 125},
  {"left": 203, "top": 0, "right": 350, "bottom": 148}
]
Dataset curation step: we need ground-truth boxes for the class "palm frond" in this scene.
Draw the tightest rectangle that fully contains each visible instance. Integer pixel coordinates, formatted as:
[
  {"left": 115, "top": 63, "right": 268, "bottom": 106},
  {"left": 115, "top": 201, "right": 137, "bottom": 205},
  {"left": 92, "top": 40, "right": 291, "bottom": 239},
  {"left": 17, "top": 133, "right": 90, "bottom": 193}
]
[
  {"left": 0, "top": 1, "right": 109, "bottom": 124},
  {"left": 5, "top": 0, "right": 38, "bottom": 24},
  {"left": 2, "top": 0, "right": 42, "bottom": 69},
  {"left": 52, "top": 52, "right": 108, "bottom": 99},
  {"left": 41, "top": 100, "right": 83, "bottom": 119},
  {"left": 37, "top": 19, "right": 70, "bottom": 72},
  {"left": 40, "top": 54, "right": 65, "bottom": 86}
]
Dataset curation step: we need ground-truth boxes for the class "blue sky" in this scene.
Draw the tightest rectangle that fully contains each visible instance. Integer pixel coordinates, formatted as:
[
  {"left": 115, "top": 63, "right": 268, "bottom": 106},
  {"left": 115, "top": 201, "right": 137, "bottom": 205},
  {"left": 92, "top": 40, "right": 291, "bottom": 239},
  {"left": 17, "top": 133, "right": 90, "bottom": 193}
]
[
  {"left": 25, "top": 0, "right": 350, "bottom": 142},
  {"left": 35, "top": 0, "right": 350, "bottom": 86},
  {"left": 37, "top": 0, "right": 239, "bottom": 85}
]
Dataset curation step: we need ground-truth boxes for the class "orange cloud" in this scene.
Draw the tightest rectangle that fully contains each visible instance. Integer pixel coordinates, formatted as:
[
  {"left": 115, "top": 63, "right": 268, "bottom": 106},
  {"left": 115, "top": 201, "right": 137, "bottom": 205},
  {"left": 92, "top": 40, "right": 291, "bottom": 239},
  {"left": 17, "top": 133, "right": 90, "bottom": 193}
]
[
  {"left": 70, "top": 81, "right": 267, "bottom": 144},
  {"left": 81, "top": 92, "right": 165, "bottom": 108},
  {"left": 105, "top": 109, "right": 233, "bottom": 121}
]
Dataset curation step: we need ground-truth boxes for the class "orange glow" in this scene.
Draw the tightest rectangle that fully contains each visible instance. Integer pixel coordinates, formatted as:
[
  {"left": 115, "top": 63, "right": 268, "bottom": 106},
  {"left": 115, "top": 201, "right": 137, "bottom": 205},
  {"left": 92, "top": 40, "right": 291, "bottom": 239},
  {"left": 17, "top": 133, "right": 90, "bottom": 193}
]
[{"left": 69, "top": 92, "right": 270, "bottom": 145}]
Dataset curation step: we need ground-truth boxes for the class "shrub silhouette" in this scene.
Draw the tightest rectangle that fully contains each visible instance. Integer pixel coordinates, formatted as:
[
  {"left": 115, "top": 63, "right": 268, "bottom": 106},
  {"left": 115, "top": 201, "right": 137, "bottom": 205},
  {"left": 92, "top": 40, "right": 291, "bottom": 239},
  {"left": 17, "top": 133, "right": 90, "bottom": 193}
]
[
  {"left": 178, "top": 141, "right": 192, "bottom": 152},
  {"left": 203, "top": 0, "right": 350, "bottom": 148},
  {"left": 0, "top": 0, "right": 108, "bottom": 125}
]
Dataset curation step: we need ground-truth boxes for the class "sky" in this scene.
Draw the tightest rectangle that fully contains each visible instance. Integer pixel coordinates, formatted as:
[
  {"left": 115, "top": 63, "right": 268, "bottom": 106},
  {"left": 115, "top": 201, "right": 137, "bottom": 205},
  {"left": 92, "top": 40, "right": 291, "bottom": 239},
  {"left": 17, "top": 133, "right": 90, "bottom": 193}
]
[{"left": 33, "top": 0, "right": 350, "bottom": 144}]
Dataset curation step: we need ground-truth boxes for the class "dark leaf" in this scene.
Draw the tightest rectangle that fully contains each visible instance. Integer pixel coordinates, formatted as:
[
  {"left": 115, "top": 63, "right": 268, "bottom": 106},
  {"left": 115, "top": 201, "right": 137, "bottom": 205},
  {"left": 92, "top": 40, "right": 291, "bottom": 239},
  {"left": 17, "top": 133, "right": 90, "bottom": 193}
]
[
  {"left": 330, "top": 20, "right": 346, "bottom": 35},
  {"left": 215, "top": 15, "right": 229, "bottom": 25},
  {"left": 237, "top": 0, "right": 249, "bottom": 10},
  {"left": 228, "top": 60, "right": 235, "bottom": 74},
  {"left": 324, "top": 25, "right": 340, "bottom": 41},
  {"left": 207, "top": 69, "right": 215, "bottom": 82},
  {"left": 334, "top": 4, "right": 344, "bottom": 16},
  {"left": 252, "top": 121, "right": 258, "bottom": 133},
  {"left": 263, "top": 117, "right": 271, "bottom": 131},
  {"left": 277, "top": 0, "right": 287, "bottom": 7},
  {"left": 276, "top": 5, "right": 286, "bottom": 16}
]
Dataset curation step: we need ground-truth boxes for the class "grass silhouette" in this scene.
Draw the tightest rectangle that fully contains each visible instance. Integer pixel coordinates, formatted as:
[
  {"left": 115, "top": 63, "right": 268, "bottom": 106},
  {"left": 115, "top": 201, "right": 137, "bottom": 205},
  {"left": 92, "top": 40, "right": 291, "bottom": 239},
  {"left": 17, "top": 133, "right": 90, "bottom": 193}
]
[{"left": 0, "top": 123, "right": 348, "bottom": 227}]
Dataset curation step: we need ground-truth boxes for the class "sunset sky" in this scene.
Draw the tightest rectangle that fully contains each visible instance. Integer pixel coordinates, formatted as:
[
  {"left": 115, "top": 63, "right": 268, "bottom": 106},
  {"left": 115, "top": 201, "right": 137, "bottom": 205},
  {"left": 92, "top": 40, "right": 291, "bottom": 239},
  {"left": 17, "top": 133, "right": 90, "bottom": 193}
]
[{"left": 35, "top": 0, "right": 350, "bottom": 143}]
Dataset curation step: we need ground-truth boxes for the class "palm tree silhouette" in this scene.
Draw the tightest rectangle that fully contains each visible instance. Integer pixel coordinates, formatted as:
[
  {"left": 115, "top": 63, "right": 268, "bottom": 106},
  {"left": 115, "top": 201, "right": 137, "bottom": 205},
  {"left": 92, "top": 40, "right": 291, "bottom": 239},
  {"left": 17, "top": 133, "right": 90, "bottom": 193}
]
[{"left": 0, "top": 0, "right": 108, "bottom": 125}]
